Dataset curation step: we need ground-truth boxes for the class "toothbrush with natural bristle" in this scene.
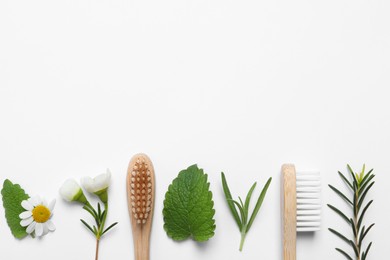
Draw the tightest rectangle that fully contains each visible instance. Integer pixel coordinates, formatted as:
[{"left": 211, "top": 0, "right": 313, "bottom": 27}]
[
  {"left": 127, "top": 153, "right": 155, "bottom": 260},
  {"left": 282, "top": 164, "right": 321, "bottom": 260}
]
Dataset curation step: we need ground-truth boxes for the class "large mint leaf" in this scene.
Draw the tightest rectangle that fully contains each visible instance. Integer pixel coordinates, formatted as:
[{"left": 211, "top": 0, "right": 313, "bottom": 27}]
[
  {"left": 163, "top": 164, "right": 216, "bottom": 242},
  {"left": 1, "top": 179, "right": 30, "bottom": 239}
]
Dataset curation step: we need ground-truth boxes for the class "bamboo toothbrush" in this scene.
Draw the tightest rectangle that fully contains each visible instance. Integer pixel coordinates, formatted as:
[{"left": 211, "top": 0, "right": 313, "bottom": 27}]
[
  {"left": 127, "top": 153, "right": 155, "bottom": 260},
  {"left": 282, "top": 164, "right": 321, "bottom": 260}
]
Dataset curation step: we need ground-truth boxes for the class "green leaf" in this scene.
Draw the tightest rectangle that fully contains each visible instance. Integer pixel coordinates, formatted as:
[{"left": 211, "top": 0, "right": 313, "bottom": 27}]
[
  {"left": 230, "top": 199, "right": 247, "bottom": 225},
  {"left": 358, "top": 182, "right": 375, "bottom": 210},
  {"left": 1, "top": 179, "right": 30, "bottom": 239},
  {"left": 246, "top": 177, "right": 272, "bottom": 232},
  {"left": 329, "top": 185, "right": 353, "bottom": 205},
  {"left": 362, "top": 242, "right": 372, "bottom": 260},
  {"left": 80, "top": 219, "right": 96, "bottom": 235},
  {"left": 347, "top": 164, "right": 358, "bottom": 187},
  {"left": 338, "top": 171, "right": 353, "bottom": 190},
  {"left": 244, "top": 182, "right": 257, "bottom": 218},
  {"left": 221, "top": 172, "right": 242, "bottom": 230},
  {"left": 359, "top": 223, "right": 375, "bottom": 247},
  {"left": 163, "top": 164, "right": 216, "bottom": 242},
  {"left": 102, "top": 222, "right": 118, "bottom": 236},
  {"left": 327, "top": 204, "right": 351, "bottom": 224},
  {"left": 329, "top": 228, "right": 350, "bottom": 244},
  {"left": 357, "top": 200, "right": 373, "bottom": 231},
  {"left": 335, "top": 248, "right": 353, "bottom": 260},
  {"left": 359, "top": 175, "right": 374, "bottom": 196}
]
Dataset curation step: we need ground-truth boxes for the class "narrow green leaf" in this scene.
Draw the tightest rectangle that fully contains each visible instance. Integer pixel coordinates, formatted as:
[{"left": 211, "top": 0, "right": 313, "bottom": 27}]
[
  {"left": 329, "top": 185, "right": 353, "bottom": 205},
  {"left": 221, "top": 172, "right": 242, "bottom": 229},
  {"left": 360, "top": 223, "right": 375, "bottom": 246},
  {"left": 350, "top": 218, "right": 357, "bottom": 238},
  {"left": 362, "top": 242, "right": 372, "bottom": 260},
  {"left": 327, "top": 204, "right": 351, "bottom": 224},
  {"left": 98, "top": 203, "right": 102, "bottom": 218},
  {"left": 246, "top": 177, "right": 272, "bottom": 232},
  {"left": 80, "top": 219, "right": 96, "bottom": 235},
  {"left": 358, "top": 226, "right": 365, "bottom": 250},
  {"left": 357, "top": 200, "right": 373, "bottom": 231},
  {"left": 358, "top": 182, "right": 375, "bottom": 210},
  {"left": 359, "top": 175, "right": 375, "bottom": 197},
  {"left": 102, "top": 222, "right": 118, "bottom": 236},
  {"left": 347, "top": 164, "right": 358, "bottom": 187},
  {"left": 230, "top": 199, "right": 246, "bottom": 226},
  {"left": 83, "top": 205, "right": 98, "bottom": 219},
  {"left": 360, "top": 169, "right": 373, "bottom": 188},
  {"left": 244, "top": 182, "right": 257, "bottom": 218},
  {"left": 338, "top": 171, "right": 353, "bottom": 190},
  {"left": 335, "top": 248, "right": 353, "bottom": 260},
  {"left": 329, "top": 228, "right": 350, "bottom": 244}
]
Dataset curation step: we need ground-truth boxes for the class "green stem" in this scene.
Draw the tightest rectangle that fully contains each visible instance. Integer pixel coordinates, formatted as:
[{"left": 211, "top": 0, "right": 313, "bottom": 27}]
[{"left": 239, "top": 228, "right": 247, "bottom": 251}]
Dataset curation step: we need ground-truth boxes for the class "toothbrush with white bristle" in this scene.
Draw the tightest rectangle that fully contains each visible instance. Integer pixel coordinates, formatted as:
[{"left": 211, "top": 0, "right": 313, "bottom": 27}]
[{"left": 282, "top": 164, "right": 322, "bottom": 260}]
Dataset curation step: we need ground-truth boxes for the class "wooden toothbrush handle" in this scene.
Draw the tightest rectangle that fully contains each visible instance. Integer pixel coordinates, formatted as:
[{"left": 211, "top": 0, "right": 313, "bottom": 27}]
[
  {"left": 133, "top": 225, "right": 151, "bottom": 260},
  {"left": 282, "top": 164, "right": 297, "bottom": 260}
]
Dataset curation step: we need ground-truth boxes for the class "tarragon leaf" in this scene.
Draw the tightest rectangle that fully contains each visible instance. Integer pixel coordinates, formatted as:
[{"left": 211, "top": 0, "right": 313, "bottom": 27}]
[
  {"left": 163, "top": 164, "right": 216, "bottom": 242},
  {"left": 1, "top": 179, "right": 30, "bottom": 239}
]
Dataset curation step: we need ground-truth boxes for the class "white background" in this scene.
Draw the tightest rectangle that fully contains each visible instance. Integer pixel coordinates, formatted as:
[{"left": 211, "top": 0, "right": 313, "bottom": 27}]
[{"left": 0, "top": 0, "right": 389, "bottom": 259}]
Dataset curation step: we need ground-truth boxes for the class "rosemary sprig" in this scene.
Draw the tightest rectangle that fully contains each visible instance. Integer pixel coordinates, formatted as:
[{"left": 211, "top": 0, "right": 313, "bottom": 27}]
[
  {"left": 328, "top": 164, "right": 375, "bottom": 260},
  {"left": 221, "top": 172, "right": 272, "bottom": 251}
]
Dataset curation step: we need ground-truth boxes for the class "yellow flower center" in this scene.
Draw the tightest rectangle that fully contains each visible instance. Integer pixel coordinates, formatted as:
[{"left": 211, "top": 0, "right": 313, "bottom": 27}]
[{"left": 32, "top": 205, "right": 51, "bottom": 223}]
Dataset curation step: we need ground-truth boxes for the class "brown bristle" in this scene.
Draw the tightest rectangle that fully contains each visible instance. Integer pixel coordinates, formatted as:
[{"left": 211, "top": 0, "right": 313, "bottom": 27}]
[{"left": 130, "top": 157, "right": 152, "bottom": 224}]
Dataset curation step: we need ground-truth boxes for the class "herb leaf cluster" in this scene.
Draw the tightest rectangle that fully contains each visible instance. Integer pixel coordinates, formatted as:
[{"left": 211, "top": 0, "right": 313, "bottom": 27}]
[{"left": 328, "top": 164, "right": 375, "bottom": 260}]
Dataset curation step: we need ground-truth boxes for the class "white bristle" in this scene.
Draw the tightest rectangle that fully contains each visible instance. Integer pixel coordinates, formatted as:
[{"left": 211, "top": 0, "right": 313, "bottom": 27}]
[{"left": 296, "top": 170, "right": 321, "bottom": 232}]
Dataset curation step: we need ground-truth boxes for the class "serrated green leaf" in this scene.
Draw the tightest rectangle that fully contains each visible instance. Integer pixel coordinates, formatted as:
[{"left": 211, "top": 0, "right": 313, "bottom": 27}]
[
  {"left": 1, "top": 179, "right": 30, "bottom": 239},
  {"left": 163, "top": 164, "right": 216, "bottom": 242}
]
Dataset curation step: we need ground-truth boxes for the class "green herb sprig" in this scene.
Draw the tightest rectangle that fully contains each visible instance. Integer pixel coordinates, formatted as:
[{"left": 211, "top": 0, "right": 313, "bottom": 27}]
[
  {"left": 221, "top": 172, "right": 272, "bottom": 251},
  {"left": 328, "top": 164, "right": 375, "bottom": 260}
]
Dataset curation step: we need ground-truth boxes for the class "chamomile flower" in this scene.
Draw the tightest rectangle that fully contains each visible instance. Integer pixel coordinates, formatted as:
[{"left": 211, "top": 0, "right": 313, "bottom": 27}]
[{"left": 19, "top": 196, "right": 56, "bottom": 237}]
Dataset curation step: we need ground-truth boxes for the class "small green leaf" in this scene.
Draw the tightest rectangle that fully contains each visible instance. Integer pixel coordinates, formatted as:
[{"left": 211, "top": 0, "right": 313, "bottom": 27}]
[
  {"left": 102, "top": 222, "right": 118, "bottom": 236},
  {"left": 358, "top": 182, "right": 375, "bottom": 210},
  {"left": 329, "top": 228, "right": 350, "bottom": 244},
  {"left": 357, "top": 200, "right": 373, "bottom": 231},
  {"left": 80, "top": 219, "right": 96, "bottom": 235},
  {"left": 244, "top": 182, "right": 257, "bottom": 218},
  {"left": 327, "top": 204, "right": 351, "bottom": 224},
  {"left": 338, "top": 171, "right": 353, "bottom": 190},
  {"left": 1, "top": 179, "right": 30, "bottom": 239},
  {"left": 347, "top": 164, "right": 358, "bottom": 187},
  {"left": 335, "top": 248, "right": 353, "bottom": 260},
  {"left": 221, "top": 172, "right": 242, "bottom": 230},
  {"left": 362, "top": 242, "right": 372, "bottom": 260},
  {"left": 329, "top": 185, "right": 353, "bottom": 205},
  {"left": 360, "top": 223, "right": 375, "bottom": 246},
  {"left": 246, "top": 177, "right": 272, "bottom": 232}
]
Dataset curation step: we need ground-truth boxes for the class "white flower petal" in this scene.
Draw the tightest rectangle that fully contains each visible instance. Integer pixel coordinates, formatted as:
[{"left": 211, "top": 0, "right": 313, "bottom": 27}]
[
  {"left": 46, "top": 220, "right": 56, "bottom": 231},
  {"left": 26, "top": 221, "right": 36, "bottom": 234},
  {"left": 21, "top": 200, "right": 34, "bottom": 211},
  {"left": 59, "top": 179, "right": 82, "bottom": 201},
  {"left": 35, "top": 223, "right": 43, "bottom": 237},
  {"left": 80, "top": 176, "right": 94, "bottom": 193},
  {"left": 42, "top": 199, "right": 48, "bottom": 207},
  {"left": 20, "top": 217, "right": 33, "bottom": 227},
  {"left": 19, "top": 211, "right": 32, "bottom": 219},
  {"left": 42, "top": 223, "right": 49, "bottom": 236},
  {"left": 48, "top": 199, "right": 56, "bottom": 211},
  {"left": 30, "top": 196, "right": 41, "bottom": 206},
  {"left": 82, "top": 170, "right": 111, "bottom": 193}
]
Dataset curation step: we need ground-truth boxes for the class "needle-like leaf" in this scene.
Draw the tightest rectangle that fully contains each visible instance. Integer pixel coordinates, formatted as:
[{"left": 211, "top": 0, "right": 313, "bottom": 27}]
[
  {"left": 335, "top": 248, "right": 353, "bottom": 260},
  {"left": 329, "top": 228, "right": 350, "bottom": 244},
  {"left": 327, "top": 204, "right": 351, "bottom": 224},
  {"left": 329, "top": 185, "right": 353, "bottom": 205},
  {"left": 221, "top": 172, "right": 242, "bottom": 230}
]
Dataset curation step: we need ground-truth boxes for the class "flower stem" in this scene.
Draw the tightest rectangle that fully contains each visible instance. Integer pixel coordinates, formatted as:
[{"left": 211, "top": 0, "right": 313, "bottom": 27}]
[{"left": 95, "top": 239, "right": 100, "bottom": 260}]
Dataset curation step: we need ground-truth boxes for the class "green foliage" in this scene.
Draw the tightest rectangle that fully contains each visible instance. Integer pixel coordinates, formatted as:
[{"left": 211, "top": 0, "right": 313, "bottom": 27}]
[
  {"left": 221, "top": 172, "right": 272, "bottom": 251},
  {"left": 328, "top": 164, "right": 375, "bottom": 260},
  {"left": 1, "top": 179, "right": 30, "bottom": 239},
  {"left": 80, "top": 202, "right": 118, "bottom": 239},
  {"left": 163, "top": 164, "right": 216, "bottom": 242}
]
